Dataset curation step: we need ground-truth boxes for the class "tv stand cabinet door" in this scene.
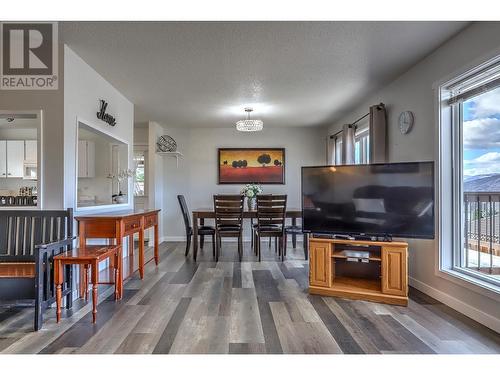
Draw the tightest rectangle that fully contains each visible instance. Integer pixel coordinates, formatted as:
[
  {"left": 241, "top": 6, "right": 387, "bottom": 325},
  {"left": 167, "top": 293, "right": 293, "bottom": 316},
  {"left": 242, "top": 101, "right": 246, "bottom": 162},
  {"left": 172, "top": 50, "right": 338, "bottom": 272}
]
[
  {"left": 381, "top": 247, "right": 408, "bottom": 296},
  {"left": 309, "top": 241, "right": 332, "bottom": 288}
]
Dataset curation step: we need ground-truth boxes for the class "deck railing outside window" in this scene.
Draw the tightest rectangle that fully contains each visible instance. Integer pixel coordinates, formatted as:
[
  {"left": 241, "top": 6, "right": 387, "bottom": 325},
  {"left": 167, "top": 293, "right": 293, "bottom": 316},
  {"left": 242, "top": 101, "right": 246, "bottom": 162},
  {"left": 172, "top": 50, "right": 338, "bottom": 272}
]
[{"left": 463, "top": 192, "right": 500, "bottom": 280}]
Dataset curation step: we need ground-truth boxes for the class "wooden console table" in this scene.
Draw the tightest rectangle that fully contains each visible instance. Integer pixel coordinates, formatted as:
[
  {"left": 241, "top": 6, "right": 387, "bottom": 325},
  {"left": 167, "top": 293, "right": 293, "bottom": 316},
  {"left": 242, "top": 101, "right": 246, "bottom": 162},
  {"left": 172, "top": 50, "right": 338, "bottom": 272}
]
[
  {"left": 75, "top": 209, "right": 160, "bottom": 296},
  {"left": 308, "top": 237, "right": 408, "bottom": 306}
]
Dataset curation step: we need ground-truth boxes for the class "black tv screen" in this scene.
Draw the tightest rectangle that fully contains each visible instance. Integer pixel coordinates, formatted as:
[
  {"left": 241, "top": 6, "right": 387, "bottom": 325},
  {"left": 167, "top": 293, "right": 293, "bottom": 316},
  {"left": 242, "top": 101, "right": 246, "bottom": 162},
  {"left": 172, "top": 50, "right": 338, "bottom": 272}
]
[{"left": 302, "top": 162, "right": 435, "bottom": 239}]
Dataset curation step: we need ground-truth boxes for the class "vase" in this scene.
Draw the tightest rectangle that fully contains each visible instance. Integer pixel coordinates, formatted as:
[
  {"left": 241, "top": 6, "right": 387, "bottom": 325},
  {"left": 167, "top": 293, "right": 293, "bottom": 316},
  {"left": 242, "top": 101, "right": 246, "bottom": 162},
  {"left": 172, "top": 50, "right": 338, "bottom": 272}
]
[{"left": 247, "top": 197, "right": 256, "bottom": 211}]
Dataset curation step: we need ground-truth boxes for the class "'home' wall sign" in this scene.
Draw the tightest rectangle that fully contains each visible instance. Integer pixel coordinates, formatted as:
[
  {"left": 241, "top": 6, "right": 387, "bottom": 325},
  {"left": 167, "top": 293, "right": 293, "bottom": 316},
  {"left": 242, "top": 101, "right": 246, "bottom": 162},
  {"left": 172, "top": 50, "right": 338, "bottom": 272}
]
[{"left": 97, "top": 99, "right": 117, "bottom": 126}]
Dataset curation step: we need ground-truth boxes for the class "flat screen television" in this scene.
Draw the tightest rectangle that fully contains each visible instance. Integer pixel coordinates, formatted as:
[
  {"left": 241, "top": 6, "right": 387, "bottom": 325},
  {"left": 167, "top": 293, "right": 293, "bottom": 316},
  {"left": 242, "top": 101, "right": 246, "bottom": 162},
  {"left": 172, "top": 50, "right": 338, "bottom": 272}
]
[{"left": 301, "top": 162, "right": 435, "bottom": 239}]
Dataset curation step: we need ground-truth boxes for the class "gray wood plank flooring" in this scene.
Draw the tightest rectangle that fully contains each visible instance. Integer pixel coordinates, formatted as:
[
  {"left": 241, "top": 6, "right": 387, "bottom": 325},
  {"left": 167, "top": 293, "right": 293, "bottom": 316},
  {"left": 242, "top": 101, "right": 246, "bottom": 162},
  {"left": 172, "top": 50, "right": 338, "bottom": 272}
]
[{"left": 1, "top": 241, "right": 499, "bottom": 354}]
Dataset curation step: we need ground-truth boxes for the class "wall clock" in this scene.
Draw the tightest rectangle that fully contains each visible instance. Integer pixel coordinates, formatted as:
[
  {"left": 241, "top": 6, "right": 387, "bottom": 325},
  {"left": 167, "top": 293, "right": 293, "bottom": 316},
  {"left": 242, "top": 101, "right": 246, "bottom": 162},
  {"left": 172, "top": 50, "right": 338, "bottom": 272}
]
[{"left": 398, "top": 111, "right": 414, "bottom": 134}]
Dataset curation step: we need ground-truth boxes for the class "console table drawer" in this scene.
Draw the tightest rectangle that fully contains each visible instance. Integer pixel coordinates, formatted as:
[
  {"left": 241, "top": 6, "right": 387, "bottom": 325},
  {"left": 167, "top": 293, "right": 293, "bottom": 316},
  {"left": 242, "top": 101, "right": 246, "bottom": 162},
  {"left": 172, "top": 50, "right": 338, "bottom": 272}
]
[
  {"left": 124, "top": 217, "right": 141, "bottom": 234},
  {"left": 144, "top": 214, "right": 157, "bottom": 228}
]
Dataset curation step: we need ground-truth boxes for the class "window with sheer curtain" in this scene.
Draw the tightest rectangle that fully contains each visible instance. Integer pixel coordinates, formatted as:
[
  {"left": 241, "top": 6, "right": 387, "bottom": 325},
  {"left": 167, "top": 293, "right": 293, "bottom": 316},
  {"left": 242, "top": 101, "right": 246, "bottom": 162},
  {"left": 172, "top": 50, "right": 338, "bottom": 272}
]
[{"left": 354, "top": 123, "right": 369, "bottom": 164}]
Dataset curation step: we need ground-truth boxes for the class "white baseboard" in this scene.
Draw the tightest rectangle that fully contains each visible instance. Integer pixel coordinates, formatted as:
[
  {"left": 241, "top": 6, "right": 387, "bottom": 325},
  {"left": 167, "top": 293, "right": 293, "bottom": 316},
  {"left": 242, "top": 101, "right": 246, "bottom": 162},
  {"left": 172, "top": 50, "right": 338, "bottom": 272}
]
[
  {"left": 163, "top": 236, "right": 304, "bottom": 243},
  {"left": 409, "top": 277, "right": 500, "bottom": 334}
]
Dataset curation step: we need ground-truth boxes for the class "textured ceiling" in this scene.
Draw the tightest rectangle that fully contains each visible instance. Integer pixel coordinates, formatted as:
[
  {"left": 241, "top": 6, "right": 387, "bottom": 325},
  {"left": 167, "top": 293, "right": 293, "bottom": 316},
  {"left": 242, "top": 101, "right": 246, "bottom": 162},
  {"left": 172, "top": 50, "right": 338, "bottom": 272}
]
[{"left": 60, "top": 21, "right": 468, "bottom": 128}]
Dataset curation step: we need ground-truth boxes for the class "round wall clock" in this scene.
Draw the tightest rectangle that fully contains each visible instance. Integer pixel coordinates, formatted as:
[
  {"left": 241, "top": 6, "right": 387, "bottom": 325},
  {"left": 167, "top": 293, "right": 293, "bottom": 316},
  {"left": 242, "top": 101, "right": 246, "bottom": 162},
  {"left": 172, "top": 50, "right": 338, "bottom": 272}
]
[{"left": 398, "top": 111, "right": 414, "bottom": 135}]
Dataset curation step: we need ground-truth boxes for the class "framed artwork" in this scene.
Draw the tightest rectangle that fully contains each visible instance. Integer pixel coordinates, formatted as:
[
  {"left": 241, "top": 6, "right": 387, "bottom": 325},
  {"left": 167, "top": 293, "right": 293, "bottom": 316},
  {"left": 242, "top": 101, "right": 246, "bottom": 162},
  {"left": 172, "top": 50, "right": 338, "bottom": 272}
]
[{"left": 218, "top": 148, "right": 285, "bottom": 184}]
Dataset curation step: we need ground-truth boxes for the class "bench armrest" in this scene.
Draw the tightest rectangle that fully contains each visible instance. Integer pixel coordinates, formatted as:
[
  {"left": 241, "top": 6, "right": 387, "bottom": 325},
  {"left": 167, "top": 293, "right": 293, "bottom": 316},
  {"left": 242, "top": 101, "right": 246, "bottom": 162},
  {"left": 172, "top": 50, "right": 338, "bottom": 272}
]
[{"left": 35, "top": 236, "right": 77, "bottom": 252}]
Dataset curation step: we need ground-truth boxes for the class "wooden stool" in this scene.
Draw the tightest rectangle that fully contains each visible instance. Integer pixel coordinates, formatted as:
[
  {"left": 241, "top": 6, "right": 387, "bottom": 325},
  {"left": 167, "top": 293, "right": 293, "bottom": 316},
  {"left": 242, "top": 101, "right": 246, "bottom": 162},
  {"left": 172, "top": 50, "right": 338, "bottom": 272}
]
[{"left": 54, "top": 245, "right": 122, "bottom": 324}]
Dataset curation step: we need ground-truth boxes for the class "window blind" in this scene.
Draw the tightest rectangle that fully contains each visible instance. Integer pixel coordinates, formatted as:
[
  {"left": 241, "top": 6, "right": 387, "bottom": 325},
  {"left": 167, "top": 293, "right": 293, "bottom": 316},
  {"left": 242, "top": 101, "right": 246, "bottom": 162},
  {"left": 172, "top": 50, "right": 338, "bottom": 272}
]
[{"left": 447, "top": 62, "right": 500, "bottom": 105}]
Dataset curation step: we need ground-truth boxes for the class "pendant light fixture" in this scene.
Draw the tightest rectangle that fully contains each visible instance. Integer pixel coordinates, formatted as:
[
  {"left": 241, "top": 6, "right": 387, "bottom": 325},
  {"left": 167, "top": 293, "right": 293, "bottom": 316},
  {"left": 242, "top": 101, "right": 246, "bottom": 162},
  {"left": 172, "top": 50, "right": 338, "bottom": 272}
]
[{"left": 236, "top": 107, "right": 263, "bottom": 132}]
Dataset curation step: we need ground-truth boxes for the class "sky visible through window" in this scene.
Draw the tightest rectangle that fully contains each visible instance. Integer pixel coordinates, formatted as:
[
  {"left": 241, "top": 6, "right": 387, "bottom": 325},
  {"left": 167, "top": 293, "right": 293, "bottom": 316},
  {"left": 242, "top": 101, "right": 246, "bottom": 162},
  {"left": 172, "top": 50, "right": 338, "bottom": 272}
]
[{"left": 463, "top": 85, "right": 500, "bottom": 177}]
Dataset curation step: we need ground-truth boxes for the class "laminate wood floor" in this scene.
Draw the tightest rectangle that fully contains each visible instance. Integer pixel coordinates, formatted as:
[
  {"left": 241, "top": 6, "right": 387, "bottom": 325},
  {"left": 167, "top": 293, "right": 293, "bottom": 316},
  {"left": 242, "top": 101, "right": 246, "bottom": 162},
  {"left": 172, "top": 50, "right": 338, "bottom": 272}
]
[{"left": 1, "top": 241, "right": 499, "bottom": 354}]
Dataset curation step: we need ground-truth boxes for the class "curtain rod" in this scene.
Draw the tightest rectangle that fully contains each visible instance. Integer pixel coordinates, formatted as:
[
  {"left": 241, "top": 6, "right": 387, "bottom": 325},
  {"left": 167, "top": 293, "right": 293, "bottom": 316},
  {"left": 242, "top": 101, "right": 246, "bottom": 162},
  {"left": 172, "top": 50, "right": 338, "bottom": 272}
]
[{"left": 328, "top": 103, "right": 384, "bottom": 139}]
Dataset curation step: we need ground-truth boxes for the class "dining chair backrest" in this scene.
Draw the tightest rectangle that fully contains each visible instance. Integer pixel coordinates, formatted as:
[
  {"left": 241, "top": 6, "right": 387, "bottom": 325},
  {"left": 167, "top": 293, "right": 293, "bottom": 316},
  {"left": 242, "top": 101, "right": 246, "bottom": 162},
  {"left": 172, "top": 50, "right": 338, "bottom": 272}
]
[
  {"left": 177, "top": 195, "right": 192, "bottom": 230},
  {"left": 256, "top": 194, "right": 287, "bottom": 232},
  {"left": 213, "top": 195, "right": 244, "bottom": 231}
]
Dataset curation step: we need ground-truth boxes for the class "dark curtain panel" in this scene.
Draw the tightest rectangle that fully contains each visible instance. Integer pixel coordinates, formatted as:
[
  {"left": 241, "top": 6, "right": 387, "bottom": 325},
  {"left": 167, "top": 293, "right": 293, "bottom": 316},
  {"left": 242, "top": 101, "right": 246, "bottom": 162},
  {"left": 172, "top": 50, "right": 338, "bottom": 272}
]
[{"left": 369, "top": 103, "right": 387, "bottom": 163}]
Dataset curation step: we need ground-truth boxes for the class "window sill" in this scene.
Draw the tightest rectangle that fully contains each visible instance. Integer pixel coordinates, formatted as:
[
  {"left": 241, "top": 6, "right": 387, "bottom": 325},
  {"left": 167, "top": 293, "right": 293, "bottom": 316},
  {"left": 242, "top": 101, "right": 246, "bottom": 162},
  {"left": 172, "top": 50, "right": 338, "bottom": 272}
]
[{"left": 438, "top": 267, "right": 500, "bottom": 302}]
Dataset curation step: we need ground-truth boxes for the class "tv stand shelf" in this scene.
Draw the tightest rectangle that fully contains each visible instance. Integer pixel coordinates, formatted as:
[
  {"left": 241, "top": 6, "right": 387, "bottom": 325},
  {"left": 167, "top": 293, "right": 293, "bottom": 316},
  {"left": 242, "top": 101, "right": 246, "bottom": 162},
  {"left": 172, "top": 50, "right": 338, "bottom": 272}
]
[{"left": 308, "top": 236, "right": 408, "bottom": 306}]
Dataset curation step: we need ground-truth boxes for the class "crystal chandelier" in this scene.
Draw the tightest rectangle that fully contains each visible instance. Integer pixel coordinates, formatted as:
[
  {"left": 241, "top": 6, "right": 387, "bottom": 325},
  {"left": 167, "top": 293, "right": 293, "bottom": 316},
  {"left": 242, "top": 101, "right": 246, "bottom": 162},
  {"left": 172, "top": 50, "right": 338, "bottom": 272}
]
[{"left": 236, "top": 108, "right": 263, "bottom": 132}]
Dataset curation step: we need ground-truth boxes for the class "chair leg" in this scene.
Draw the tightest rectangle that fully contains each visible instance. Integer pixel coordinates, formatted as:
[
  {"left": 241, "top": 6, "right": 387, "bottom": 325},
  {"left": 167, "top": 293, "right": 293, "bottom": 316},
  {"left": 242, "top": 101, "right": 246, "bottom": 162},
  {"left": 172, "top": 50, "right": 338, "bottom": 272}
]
[
  {"left": 292, "top": 233, "right": 297, "bottom": 249},
  {"left": 212, "top": 234, "right": 216, "bottom": 259},
  {"left": 284, "top": 233, "right": 287, "bottom": 257},
  {"left": 303, "top": 234, "right": 308, "bottom": 260},
  {"left": 66, "top": 264, "right": 73, "bottom": 309},
  {"left": 251, "top": 226, "right": 254, "bottom": 251},
  {"left": 215, "top": 234, "right": 219, "bottom": 262},
  {"left": 238, "top": 235, "right": 243, "bottom": 262},
  {"left": 275, "top": 237, "right": 278, "bottom": 252},
  {"left": 258, "top": 235, "right": 261, "bottom": 262},
  {"left": 280, "top": 237, "right": 285, "bottom": 262},
  {"left": 185, "top": 234, "right": 192, "bottom": 256},
  {"left": 200, "top": 235, "right": 205, "bottom": 250},
  {"left": 269, "top": 237, "right": 272, "bottom": 249},
  {"left": 254, "top": 230, "right": 258, "bottom": 255}
]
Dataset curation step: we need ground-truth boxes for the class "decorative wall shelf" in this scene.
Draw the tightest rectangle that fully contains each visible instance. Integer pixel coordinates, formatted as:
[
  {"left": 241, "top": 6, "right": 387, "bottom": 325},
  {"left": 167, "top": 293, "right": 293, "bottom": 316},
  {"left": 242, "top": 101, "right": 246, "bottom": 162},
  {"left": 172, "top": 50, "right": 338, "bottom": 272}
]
[{"left": 156, "top": 151, "right": 183, "bottom": 167}]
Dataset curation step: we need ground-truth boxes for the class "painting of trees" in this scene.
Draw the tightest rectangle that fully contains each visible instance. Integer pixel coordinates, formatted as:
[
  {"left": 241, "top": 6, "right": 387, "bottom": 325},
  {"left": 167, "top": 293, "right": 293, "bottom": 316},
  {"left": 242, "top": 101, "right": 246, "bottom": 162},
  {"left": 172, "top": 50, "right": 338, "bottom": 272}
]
[
  {"left": 218, "top": 148, "right": 285, "bottom": 184},
  {"left": 257, "top": 153, "right": 272, "bottom": 167}
]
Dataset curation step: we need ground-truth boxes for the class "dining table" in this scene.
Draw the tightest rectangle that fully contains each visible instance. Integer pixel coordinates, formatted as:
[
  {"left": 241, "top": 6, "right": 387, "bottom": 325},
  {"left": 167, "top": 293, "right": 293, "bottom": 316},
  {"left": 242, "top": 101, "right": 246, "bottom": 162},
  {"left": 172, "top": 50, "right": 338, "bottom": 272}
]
[{"left": 191, "top": 207, "right": 303, "bottom": 261}]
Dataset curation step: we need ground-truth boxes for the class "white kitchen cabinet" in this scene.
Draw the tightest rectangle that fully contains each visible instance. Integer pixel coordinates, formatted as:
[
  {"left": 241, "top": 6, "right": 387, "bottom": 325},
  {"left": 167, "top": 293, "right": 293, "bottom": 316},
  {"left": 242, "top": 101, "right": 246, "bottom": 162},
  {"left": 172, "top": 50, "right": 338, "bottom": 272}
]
[
  {"left": 78, "top": 140, "right": 95, "bottom": 178},
  {"left": 0, "top": 141, "right": 6, "bottom": 178},
  {"left": 6, "top": 140, "right": 24, "bottom": 178},
  {"left": 25, "top": 140, "right": 37, "bottom": 162}
]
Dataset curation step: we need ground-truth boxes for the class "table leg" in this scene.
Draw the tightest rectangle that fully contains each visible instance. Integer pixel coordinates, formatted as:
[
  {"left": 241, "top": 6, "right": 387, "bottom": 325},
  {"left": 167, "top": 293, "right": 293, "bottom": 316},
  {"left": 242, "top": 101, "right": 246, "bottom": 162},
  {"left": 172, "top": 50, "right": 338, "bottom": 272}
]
[
  {"left": 83, "top": 264, "right": 89, "bottom": 301},
  {"left": 78, "top": 224, "right": 86, "bottom": 298},
  {"left": 193, "top": 212, "right": 199, "bottom": 261},
  {"left": 79, "top": 265, "right": 85, "bottom": 298},
  {"left": 114, "top": 249, "right": 120, "bottom": 300},
  {"left": 292, "top": 217, "right": 297, "bottom": 249},
  {"left": 91, "top": 262, "right": 98, "bottom": 324},
  {"left": 153, "top": 223, "right": 159, "bottom": 265},
  {"left": 128, "top": 234, "right": 134, "bottom": 256},
  {"left": 119, "top": 246, "right": 124, "bottom": 299},
  {"left": 139, "top": 228, "right": 145, "bottom": 279},
  {"left": 54, "top": 259, "right": 63, "bottom": 323},
  {"left": 200, "top": 218, "right": 205, "bottom": 249}
]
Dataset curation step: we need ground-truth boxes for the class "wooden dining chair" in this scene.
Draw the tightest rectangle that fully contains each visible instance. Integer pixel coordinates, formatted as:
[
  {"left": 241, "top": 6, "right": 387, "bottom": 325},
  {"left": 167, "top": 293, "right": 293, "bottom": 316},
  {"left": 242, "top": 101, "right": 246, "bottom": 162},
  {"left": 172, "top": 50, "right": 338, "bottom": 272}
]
[
  {"left": 213, "top": 194, "right": 245, "bottom": 262},
  {"left": 254, "top": 194, "right": 287, "bottom": 261},
  {"left": 177, "top": 195, "right": 216, "bottom": 258}
]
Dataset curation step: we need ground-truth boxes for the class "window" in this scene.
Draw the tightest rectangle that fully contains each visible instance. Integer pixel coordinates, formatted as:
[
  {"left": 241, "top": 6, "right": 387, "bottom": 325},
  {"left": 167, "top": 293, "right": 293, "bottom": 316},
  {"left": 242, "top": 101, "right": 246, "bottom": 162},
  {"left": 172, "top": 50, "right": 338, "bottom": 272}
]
[
  {"left": 441, "top": 57, "right": 500, "bottom": 288},
  {"left": 133, "top": 149, "right": 146, "bottom": 197},
  {"left": 335, "top": 135, "right": 343, "bottom": 165},
  {"left": 354, "top": 124, "right": 369, "bottom": 164}
]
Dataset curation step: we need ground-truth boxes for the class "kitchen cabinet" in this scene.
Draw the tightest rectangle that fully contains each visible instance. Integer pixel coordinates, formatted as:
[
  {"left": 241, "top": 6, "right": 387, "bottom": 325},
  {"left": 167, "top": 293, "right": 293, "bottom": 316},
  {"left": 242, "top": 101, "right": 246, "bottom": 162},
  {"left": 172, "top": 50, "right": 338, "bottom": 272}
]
[
  {"left": 6, "top": 141, "right": 24, "bottom": 178},
  {"left": 25, "top": 140, "right": 37, "bottom": 162},
  {"left": 78, "top": 140, "right": 95, "bottom": 178},
  {"left": 0, "top": 141, "right": 6, "bottom": 177}
]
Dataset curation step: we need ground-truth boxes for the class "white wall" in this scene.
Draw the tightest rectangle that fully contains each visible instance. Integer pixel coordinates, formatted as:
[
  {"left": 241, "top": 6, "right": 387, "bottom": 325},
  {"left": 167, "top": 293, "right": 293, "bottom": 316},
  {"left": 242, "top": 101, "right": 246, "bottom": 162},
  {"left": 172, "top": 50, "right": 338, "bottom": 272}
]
[
  {"left": 0, "top": 45, "right": 65, "bottom": 209},
  {"left": 157, "top": 126, "right": 325, "bottom": 240},
  {"left": 326, "top": 22, "right": 500, "bottom": 332},
  {"left": 64, "top": 45, "right": 134, "bottom": 213},
  {"left": 148, "top": 121, "right": 165, "bottom": 242}
]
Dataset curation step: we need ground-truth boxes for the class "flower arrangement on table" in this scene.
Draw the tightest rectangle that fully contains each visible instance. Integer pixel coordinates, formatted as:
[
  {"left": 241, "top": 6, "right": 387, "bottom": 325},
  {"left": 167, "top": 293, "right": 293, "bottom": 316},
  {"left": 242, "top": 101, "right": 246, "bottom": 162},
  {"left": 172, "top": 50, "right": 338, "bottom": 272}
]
[
  {"left": 241, "top": 183, "right": 263, "bottom": 210},
  {"left": 107, "top": 168, "right": 136, "bottom": 203}
]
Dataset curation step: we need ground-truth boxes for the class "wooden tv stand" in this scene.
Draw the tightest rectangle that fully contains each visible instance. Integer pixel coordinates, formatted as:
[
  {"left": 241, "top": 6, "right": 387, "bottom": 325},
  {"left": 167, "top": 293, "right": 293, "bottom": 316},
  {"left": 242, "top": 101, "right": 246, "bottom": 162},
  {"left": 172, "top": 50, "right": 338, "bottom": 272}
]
[{"left": 308, "top": 236, "right": 408, "bottom": 306}]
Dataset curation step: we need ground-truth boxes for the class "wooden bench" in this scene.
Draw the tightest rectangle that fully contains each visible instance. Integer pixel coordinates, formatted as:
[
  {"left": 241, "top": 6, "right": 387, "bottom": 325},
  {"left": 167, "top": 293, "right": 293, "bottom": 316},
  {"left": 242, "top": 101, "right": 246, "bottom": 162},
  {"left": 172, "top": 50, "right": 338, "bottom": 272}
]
[{"left": 0, "top": 209, "right": 74, "bottom": 330}]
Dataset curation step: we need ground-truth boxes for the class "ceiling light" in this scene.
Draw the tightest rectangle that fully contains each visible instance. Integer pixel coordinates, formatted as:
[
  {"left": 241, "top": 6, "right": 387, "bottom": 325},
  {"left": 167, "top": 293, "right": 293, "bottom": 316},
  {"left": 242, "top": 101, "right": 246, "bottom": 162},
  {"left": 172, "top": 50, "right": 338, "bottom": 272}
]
[{"left": 236, "top": 108, "right": 263, "bottom": 132}]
